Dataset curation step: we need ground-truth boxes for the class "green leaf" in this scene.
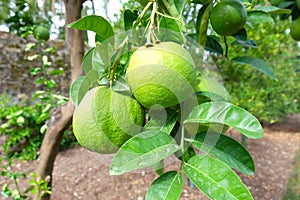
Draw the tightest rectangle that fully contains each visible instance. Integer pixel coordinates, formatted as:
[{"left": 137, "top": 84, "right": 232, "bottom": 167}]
[
  {"left": 232, "top": 56, "right": 277, "bottom": 81},
  {"left": 183, "top": 102, "right": 264, "bottom": 139},
  {"left": 145, "top": 171, "right": 183, "bottom": 200},
  {"left": 233, "top": 28, "right": 247, "bottom": 43},
  {"left": 175, "top": 143, "right": 196, "bottom": 162},
  {"left": 81, "top": 48, "right": 94, "bottom": 73},
  {"left": 183, "top": 155, "right": 254, "bottom": 200},
  {"left": 70, "top": 76, "right": 84, "bottom": 106},
  {"left": 159, "top": 17, "right": 182, "bottom": 43},
  {"left": 157, "top": 0, "right": 186, "bottom": 31},
  {"left": 111, "top": 78, "right": 131, "bottom": 96},
  {"left": 205, "top": 35, "right": 223, "bottom": 55},
  {"left": 192, "top": 0, "right": 211, "bottom": 5},
  {"left": 152, "top": 160, "right": 164, "bottom": 175},
  {"left": 254, "top": 5, "right": 291, "bottom": 14},
  {"left": 231, "top": 39, "right": 257, "bottom": 48},
  {"left": 247, "top": 11, "right": 274, "bottom": 25},
  {"left": 124, "top": 9, "right": 138, "bottom": 31},
  {"left": 110, "top": 130, "right": 179, "bottom": 175},
  {"left": 144, "top": 109, "right": 179, "bottom": 134},
  {"left": 195, "top": 91, "right": 227, "bottom": 103},
  {"left": 82, "top": 45, "right": 111, "bottom": 74},
  {"left": 196, "top": 3, "right": 212, "bottom": 47},
  {"left": 69, "top": 69, "right": 100, "bottom": 106},
  {"left": 190, "top": 131, "right": 255, "bottom": 175},
  {"left": 92, "top": 45, "right": 110, "bottom": 72},
  {"left": 68, "top": 15, "right": 114, "bottom": 44},
  {"left": 173, "top": 0, "right": 186, "bottom": 14},
  {"left": 30, "top": 67, "right": 41, "bottom": 75},
  {"left": 48, "top": 68, "right": 64, "bottom": 76}
]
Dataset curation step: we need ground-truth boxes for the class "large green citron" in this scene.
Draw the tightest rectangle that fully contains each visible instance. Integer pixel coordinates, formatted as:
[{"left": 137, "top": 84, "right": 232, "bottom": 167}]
[
  {"left": 210, "top": 0, "right": 247, "bottom": 36},
  {"left": 291, "top": 17, "right": 300, "bottom": 41},
  {"left": 73, "top": 86, "right": 145, "bottom": 154},
  {"left": 126, "top": 42, "right": 197, "bottom": 109}
]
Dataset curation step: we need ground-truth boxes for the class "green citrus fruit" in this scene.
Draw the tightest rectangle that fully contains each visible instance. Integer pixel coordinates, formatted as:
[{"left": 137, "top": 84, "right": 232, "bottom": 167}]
[
  {"left": 33, "top": 26, "right": 50, "bottom": 41},
  {"left": 73, "top": 86, "right": 145, "bottom": 154},
  {"left": 297, "top": 0, "right": 300, "bottom": 9},
  {"left": 291, "top": 17, "right": 300, "bottom": 41},
  {"left": 126, "top": 42, "right": 197, "bottom": 109},
  {"left": 210, "top": 0, "right": 247, "bottom": 36}
]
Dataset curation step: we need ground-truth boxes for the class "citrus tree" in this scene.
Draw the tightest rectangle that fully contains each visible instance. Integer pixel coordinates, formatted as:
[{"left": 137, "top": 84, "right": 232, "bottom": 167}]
[{"left": 65, "top": 0, "right": 296, "bottom": 199}]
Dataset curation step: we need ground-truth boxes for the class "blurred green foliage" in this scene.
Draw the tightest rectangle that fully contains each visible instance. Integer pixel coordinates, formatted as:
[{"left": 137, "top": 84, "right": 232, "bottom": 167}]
[
  {"left": 0, "top": 95, "right": 77, "bottom": 161},
  {"left": 219, "top": 19, "right": 300, "bottom": 123}
]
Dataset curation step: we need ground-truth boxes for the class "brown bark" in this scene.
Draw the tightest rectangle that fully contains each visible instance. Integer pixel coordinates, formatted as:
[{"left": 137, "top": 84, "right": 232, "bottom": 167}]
[{"left": 35, "top": 0, "right": 85, "bottom": 199}]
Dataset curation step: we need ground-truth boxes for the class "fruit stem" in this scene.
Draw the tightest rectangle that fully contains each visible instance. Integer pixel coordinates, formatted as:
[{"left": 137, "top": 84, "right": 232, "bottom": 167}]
[
  {"left": 180, "top": 125, "right": 185, "bottom": 162},
  {"left": 133, "top": 1, "right": 153, "bottom": 30},
  {"left": 155, "top": 11, "right": 182, "bottom": 22},
  {"left": 146, "top": 1, "right": 158, "bottom": 46},
  {"left": 109, "top": 36, "right": 128, "bottom": 85},
  {"left": 224, "top": 36, "right": 229, "bottom": 58}
]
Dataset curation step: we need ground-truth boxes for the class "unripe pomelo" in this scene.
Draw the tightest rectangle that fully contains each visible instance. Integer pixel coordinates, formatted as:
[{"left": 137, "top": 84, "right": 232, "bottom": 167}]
[
  {"left": 73, "top": 86, "right": 145, "bottom": 154},
  {"left": 33, "top": 26, "right": 50, "bottom": 41},
  {"left": 210, "top": 0, "right": 247, "bottom": 36},
  {"left": 126, "top": 42, "right": 197, "bottom": 109},
  {"left": 290, "top": 17, "right": 300, "bottom": 41}
]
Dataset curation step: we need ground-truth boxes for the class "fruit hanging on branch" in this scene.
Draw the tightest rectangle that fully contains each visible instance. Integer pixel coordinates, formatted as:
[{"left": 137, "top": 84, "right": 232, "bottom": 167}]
[
  {"left": 73, "top": 86, "right": 145, "bottom": 154},
  {"left": 33, "top": 25, "right": 50, "bottom": 41},
  {"left": 126, "top": 42, "right": 197, "bottom": 109},
  {"left": 209, "top": 0, "right": 247, "bottom": 36}
]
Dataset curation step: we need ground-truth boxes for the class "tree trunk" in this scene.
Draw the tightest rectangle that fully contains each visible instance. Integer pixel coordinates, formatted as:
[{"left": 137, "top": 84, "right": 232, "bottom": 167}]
[{"left": 35, "top": 0, "right": 85, "bottom": 199}]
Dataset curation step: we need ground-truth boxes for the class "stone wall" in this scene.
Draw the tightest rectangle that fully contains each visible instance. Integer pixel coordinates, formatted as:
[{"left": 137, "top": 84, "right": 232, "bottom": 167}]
[{"left": 0, "top": 31, "right": 71, "bottom": 103}]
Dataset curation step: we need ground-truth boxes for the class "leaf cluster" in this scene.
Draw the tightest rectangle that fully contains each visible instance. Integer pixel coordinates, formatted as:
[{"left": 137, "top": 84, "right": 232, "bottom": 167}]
[{"left": 66, "top": 1, "right": 294, "bottom": 199}]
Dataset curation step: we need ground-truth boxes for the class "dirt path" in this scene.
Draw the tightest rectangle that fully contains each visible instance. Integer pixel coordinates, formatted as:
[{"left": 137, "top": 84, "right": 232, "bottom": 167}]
[{"left": 1, "top": 128, "right": 299, "bottom": 200}]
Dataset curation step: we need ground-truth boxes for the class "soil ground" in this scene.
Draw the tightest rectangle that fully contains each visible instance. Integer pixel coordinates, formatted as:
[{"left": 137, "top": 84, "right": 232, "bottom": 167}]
[{"left": 1, "top": 126, "right": 299, "bottom": 200}]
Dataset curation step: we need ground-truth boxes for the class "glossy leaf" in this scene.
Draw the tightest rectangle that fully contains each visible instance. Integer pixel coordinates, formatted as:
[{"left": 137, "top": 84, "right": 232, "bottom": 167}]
[
  {"left": 111, "top": 77, "right": 131, "bottom": 96},
  {"left": 152, "top": 160, "right": 164, "bottom": 175},
  {"left": 110, "top": 130, "right": 179, "bottom": 175},
  {"left": 233, "top": 28, "right": 247, "bottom": 43},
  {"left": 173, "top": 0, "right": 186, "bottom": 14},
  {"left": 247, "top": 11, "right": 274, "bottom": 25},
  {"left": 159, "top": 17, "right": 182, "bottom": 43},
  {"left": 232, "top": 56, "right": 277, "bottom": 81},
  {"left": 183, "top": 155, "right": 254, "bottom": 200},
  {"left": 68, "top": 15, "right": 114, "bottom": 44},
  {"left": 183, "top": 102, "right": 264, "bottom": 139},
  {"left": 196, "top": 4, "right": 212, "bottom": 47},
  {"left": 124, "top": 9, "right": 138, "bottom": 31},
  {"left": 145, "top": 171, "right": 183, "bottom": 200},
  {"left": 82, "top": 44, "right": 112, "bottom": 74},
  {"left": 69, "top": 70, "right": 100, "bottom": 106},
  {"left": 254, "top": 5, "right": 291, "bottom": 14},
  {"left": 70, "top": 76, "right": 84, "bottom": 106},
  {"left": 189, "top": 131, "right": 255, "bottom": 175},
  {"left": 205, "top": 35, "right": 223, "bottom": 55},
  {"left": 195, "top": 91, "right": 227, "bottom": 103},
  {"left": 81, "top": 48, "right": 94, "bottom": 73},
  {"left": 231, "top": 39, "right": 257, "bottom": 48},
  {"left": 144, "top": 109, "right": 179, "bottom": 135},
  {"left": 158, "top": 0, "right": 186, "bottom": 31}
]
